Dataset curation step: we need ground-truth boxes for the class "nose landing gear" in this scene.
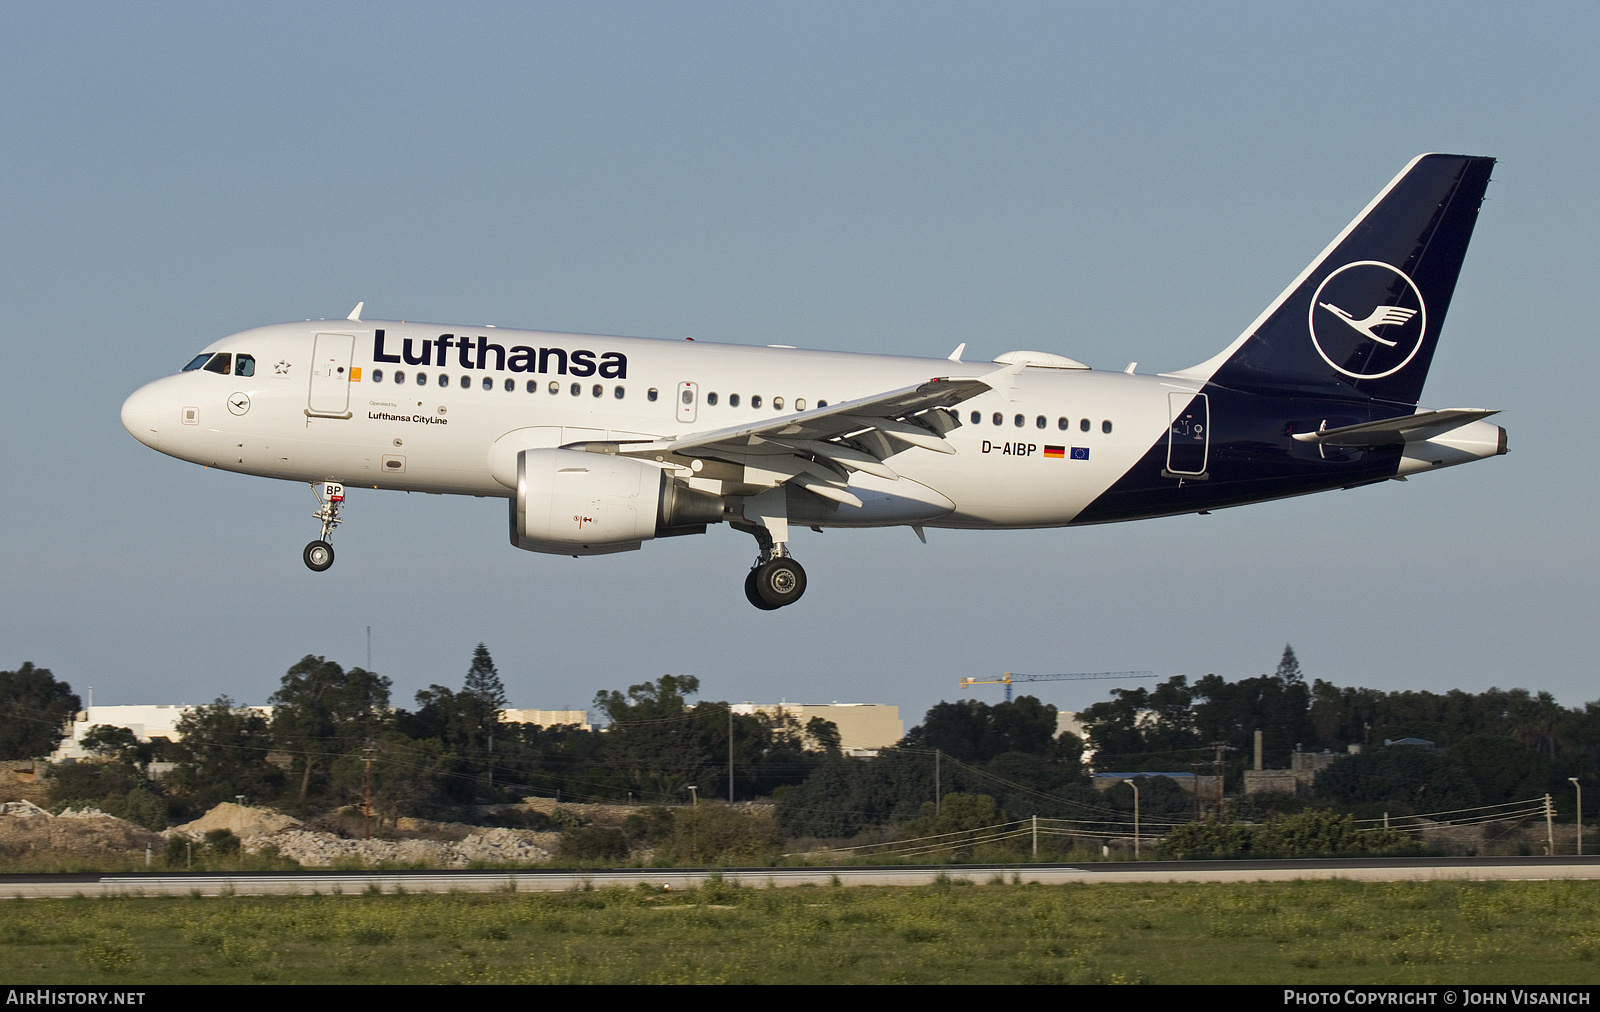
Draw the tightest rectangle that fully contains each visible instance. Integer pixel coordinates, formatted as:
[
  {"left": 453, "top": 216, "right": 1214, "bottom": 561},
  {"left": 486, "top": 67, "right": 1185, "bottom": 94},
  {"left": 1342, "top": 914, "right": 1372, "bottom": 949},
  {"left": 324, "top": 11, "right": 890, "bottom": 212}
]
[{"left": 304, "top": 482, "right": 344, "bottom": 572}]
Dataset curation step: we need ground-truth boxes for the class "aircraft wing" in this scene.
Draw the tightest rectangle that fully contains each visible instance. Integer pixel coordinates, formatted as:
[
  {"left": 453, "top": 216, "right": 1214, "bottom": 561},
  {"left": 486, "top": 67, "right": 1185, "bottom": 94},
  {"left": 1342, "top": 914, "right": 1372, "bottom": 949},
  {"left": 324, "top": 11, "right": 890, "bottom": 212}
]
[
  {"left": 570, "top": 362, "right": 1024, "bottom": 507},
  {"left": 1290, "top": 409, "right": 1500, "bottom": 447}
]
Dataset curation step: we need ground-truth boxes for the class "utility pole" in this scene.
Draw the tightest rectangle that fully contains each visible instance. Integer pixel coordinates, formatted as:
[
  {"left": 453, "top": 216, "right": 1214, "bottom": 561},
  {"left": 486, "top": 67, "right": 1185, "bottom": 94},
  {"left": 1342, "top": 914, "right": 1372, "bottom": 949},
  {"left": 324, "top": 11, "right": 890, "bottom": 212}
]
[
  {"left": 1571, "top": 778, "right": 1584, "bottom": 856},
  {"left": 729, "top": 705, "right": 735, "bottom": 803},
  {"left": 1130, "top": 779, "right": 1141, "bottom": 859},
  {"left": 363, "top": 741, "right": 373, "bottom": 839},
  {"left": 1210, "top": 741, "right": 1233, "bottom": 815}
]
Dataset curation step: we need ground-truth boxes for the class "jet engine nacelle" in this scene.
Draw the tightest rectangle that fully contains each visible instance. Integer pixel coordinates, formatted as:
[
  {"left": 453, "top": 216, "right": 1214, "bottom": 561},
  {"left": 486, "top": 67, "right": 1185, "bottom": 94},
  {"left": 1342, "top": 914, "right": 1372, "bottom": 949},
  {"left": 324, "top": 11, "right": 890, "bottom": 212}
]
[{"left": 509, "top": 448, "right": 724, "bottom": 556}]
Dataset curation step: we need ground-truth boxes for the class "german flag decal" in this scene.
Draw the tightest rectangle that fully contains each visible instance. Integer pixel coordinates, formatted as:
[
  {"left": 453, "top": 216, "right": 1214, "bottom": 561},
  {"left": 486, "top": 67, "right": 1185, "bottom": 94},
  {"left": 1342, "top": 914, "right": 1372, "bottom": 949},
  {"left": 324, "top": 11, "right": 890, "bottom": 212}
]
[{"left": 1043, "top": 445, "right": 1065, "bottom": 459}]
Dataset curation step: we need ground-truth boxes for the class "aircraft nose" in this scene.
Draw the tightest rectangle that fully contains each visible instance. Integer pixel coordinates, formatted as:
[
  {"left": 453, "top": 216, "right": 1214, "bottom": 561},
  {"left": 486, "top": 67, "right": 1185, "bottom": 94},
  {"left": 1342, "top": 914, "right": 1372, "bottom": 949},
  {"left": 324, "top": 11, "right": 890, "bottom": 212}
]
[{"left": 121, "top": 382, "right": 165, "bottom": 450}]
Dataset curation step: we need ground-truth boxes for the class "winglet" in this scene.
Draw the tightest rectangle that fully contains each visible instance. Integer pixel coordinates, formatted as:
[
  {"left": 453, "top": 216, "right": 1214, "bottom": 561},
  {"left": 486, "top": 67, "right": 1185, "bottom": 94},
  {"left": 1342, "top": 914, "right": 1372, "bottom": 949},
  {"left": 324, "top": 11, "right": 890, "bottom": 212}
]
[
  {"left": 948, "top": 343, "right": 966, "bottom": 362},
  {"left": 347, "top": 302, "right": 364, "bottom": 322}
]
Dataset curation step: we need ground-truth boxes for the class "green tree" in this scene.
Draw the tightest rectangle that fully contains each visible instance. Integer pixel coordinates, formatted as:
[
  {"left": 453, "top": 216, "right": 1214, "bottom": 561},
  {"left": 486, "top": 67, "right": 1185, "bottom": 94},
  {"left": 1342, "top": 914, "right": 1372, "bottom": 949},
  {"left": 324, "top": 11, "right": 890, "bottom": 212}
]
[
  {"left": 1314, "top": 744, "right": 1481, "bottom": 816},
  {"left": 170, "top": 697, "right": 285, "bottom": 810},
  {"left": 1447, "top": 734, "right": 1551, "bottom": 805},
  {"left": 47, "top": 732, "right": 171, "bottom": 830},
  {"left": 903, "top": 695, "right": 1065, "bottom": 763},
  {"left": 463, "top": 643, "right": 508, "bottom": 711},
  {"left": 460, "top": 643, "right": 508, "bottom": 768},
  {"left": 1078, "top": 677, "right": 1202, "bottom": 769},
  {"left": 805, "top": 716, "right": 843, "bottom": 755},
  {"left": 594, "top": 675, "right": 718, "bottom": 801},
  {"left": 268, "top": 656, "right": 392, "bottom": 802},
  {"left": 80, "top": 725, "right": 140, "bottom": 760},
  {"left": 0, "top": 662, "right": 80, "bottom": 759}
]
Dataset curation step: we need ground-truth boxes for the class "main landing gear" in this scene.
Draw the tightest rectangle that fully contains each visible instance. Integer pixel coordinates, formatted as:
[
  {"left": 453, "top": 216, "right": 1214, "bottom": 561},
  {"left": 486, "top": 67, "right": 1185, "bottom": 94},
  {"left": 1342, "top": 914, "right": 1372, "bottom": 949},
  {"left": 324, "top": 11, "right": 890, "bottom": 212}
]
[
  {"left": 734, "top": 509, "right": 807, "bottom": 610},
  {"left": 745, "top": 555, "right": 807, "bottom": 610},
  {"left": 303, "top": 481, "right": 344, "bottom": 572}
]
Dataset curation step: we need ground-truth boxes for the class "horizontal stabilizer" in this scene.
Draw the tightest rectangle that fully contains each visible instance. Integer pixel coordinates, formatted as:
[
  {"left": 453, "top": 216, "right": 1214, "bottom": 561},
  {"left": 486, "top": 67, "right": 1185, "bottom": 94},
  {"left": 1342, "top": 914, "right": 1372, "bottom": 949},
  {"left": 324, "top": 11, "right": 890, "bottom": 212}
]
[{"left": 1291, "top": 408, "right": 1499, "bottom": 447}]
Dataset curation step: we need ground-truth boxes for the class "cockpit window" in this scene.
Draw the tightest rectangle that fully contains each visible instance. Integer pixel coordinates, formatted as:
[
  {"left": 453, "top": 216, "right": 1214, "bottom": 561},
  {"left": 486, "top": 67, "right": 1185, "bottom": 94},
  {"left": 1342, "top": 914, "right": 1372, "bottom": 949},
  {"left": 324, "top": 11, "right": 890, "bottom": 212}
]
[
  {"left": 182, "top": 354, "right": 211, "bottom": 371},
  {"left": 202, "top": 353, "right": 232, "bottom": 375},
  {"left": 234, "top": 354, "right": 255, "bottom": 377}
]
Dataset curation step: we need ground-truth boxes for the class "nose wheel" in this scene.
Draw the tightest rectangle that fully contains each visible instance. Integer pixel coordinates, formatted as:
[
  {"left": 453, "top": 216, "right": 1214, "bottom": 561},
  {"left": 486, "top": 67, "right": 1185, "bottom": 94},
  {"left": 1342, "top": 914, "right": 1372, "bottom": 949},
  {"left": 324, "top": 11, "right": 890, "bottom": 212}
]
[
  {"left": 303, "top": 482, "right": 345, "bottom": 572},
  {"left": 303, "top": 540, "right": 334, "bottom": 572}
]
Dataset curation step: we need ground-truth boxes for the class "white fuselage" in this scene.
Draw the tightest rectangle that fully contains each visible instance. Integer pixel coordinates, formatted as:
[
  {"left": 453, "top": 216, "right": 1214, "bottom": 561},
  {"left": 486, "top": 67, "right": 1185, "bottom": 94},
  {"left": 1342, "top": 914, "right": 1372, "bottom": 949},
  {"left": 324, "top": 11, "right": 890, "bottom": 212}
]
[{"left": 121, "top": 321, "right": 1176, "bottom": 530}]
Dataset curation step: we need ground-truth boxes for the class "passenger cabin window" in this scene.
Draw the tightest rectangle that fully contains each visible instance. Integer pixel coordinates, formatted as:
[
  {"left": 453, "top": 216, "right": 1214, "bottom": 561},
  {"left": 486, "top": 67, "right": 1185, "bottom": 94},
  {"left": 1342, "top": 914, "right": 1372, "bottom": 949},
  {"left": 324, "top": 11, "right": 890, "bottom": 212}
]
[
  {"left": 707, "top": 392, "right": 719, "bottom": 406},
  {"left": 234, "top": 355, "right": 255, "bottom": 377},
  {"left": 1102, "top": 420, "right": 1113, "bottom": 433},
  {"left": 751, "top": 395, "right": 763, "bottom": 409},
  {"left": 182, "top": 354, "right": 211, "bottom": 371},
  {"left": 773, "top": 397, "right": 784, "bottom": 410},
  {"left": 202, "top": 353, "right": 232, "bottom": 375},
  {"left": 394, "top": 371, "right": 405, "bottom": 384},
  {"left": 730, "top": 394, "right": 741, "bottom": 407},
  {"left": 372, "top": 369, "right": 384, "bottom": 383},
  {"left": 1079, "top": 418, "right": 1090, "bottom": 432},
  {"left": 647, "top": 388, "right": 659, "bottom": 402}
]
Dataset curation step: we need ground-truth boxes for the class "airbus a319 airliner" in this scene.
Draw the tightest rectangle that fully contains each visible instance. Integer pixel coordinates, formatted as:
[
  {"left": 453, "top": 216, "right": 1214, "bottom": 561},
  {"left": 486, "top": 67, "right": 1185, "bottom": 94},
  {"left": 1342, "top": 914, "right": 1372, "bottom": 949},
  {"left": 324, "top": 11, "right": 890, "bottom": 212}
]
[{"left": 122, "top": 154, "right": 1505, "bottom": 609}]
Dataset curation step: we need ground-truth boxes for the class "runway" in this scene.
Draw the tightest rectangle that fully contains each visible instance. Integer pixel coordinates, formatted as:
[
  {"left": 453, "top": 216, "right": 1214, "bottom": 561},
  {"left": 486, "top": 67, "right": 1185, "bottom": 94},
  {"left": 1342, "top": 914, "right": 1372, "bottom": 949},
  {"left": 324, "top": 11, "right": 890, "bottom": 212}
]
[{"left": 4, "top": 856, "right": 1598, "bottom": 898}]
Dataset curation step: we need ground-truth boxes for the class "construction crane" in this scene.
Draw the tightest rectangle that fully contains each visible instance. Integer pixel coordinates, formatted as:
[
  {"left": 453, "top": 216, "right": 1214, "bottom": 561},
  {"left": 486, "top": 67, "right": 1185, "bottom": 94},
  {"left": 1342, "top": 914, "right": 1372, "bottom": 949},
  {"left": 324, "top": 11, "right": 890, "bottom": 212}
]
[{"left": 958, "top": 671, "right": 1156, "bottom": 702}]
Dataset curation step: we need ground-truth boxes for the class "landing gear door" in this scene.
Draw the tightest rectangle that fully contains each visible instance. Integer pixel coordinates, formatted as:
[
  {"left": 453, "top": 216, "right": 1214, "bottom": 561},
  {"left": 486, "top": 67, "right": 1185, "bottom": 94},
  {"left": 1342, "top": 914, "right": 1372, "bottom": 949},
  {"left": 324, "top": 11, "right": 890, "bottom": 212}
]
[
  {"left": 676, "top": 381, "right": 698, "bottom": 423},
  {"left": 308, "top": 333, "right": 356, "bottom": 418},
  {"left": 1165, "top": 392, "right": 1209, "bottom": 478}
]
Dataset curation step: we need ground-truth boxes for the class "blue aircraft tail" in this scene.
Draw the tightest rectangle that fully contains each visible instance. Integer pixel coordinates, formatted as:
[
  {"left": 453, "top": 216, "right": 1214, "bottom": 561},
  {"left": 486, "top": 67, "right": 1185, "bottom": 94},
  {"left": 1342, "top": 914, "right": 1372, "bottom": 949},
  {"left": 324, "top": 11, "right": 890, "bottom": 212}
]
[{"left": 1191, "top": 154, "right": 1495, "bottom": 408}]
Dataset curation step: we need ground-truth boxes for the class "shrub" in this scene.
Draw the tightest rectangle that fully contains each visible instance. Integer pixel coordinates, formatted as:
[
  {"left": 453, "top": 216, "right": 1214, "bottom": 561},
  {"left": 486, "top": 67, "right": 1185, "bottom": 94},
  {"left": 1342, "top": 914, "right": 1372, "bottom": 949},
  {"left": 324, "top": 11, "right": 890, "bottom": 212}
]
[
  {"left": 1157, "top": 818, "right": 1249, "bottom": 859},
  {"left": 559, "top": 827, "right": 630, "bottom": 862}
]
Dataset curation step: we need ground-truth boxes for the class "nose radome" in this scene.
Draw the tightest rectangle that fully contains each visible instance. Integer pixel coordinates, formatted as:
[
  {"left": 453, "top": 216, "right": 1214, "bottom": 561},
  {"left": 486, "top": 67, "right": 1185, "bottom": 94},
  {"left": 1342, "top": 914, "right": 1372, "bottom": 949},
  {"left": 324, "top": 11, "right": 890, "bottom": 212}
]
[{"left": 121, "top": 382, "right": 165, "bottom": 450}]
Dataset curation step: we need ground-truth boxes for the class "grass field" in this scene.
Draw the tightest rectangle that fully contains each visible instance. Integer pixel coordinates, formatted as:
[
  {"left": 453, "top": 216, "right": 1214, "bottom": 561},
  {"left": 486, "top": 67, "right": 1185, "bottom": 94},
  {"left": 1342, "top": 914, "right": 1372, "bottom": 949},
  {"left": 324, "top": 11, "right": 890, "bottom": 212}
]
[{"left": 4, "top": 877, "right": 1599, "bottom": 985}]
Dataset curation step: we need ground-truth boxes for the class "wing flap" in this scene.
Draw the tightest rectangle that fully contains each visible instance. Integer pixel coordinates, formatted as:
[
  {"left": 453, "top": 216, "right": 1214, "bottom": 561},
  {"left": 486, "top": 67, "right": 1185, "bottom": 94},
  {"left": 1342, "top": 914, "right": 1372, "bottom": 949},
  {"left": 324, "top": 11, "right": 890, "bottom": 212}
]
[{"left": 583, "top": 363, "right": 1019, "bottom": 505}]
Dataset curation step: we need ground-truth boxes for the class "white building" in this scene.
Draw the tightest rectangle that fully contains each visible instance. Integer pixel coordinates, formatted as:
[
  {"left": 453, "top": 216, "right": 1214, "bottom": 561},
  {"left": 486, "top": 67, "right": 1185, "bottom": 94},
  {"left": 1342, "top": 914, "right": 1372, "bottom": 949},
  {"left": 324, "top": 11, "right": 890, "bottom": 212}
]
[{"left": 730, "top": 702, "right": 903, "bottom": 756}]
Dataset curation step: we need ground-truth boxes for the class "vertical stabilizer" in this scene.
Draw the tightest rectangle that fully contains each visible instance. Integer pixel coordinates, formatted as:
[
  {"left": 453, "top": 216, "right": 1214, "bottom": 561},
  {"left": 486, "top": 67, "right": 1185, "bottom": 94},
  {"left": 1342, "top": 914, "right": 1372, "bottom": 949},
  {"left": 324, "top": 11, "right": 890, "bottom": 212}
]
[{"left": 1180, "top": 154, "right": 1495, "bottom": 407}]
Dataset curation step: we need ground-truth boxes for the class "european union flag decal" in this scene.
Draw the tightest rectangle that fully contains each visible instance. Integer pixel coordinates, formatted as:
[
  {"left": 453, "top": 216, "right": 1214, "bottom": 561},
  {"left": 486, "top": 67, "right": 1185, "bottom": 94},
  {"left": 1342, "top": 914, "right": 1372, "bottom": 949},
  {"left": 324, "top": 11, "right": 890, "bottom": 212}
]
[{"left": 1070, "top": 447, "right": 1090, "bottom": 460}]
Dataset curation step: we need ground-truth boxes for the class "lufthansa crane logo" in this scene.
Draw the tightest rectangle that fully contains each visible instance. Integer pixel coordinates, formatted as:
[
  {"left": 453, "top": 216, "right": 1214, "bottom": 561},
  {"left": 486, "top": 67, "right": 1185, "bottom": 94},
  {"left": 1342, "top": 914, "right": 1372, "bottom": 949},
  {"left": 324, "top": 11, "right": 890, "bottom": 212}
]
[{"left": 1308, "top": 260, "right": 1427, "bottom": 380}]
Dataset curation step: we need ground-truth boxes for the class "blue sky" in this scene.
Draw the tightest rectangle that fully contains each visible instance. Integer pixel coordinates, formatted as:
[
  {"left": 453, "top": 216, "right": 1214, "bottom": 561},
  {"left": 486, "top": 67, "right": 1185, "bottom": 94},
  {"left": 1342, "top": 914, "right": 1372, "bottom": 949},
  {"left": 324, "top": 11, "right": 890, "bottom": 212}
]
[{"left": 2, "top": 3, "right": 1595, "bottom": 726}]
